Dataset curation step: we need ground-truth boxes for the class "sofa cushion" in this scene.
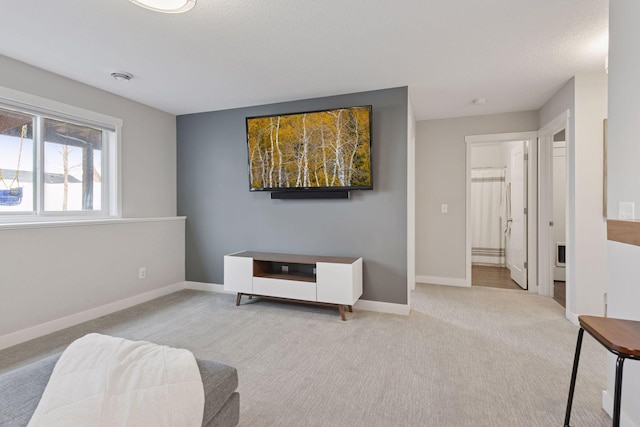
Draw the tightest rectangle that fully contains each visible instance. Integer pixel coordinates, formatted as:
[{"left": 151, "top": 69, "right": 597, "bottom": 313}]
[
  {"left": 0, "top": 354, "right": 59, "bottom": 427},
  {"left": 197, "top": 359, "right": 239, "bottom": 425},
  {"left": 204, "top": 392, "right": 240, "bottom": 427}
]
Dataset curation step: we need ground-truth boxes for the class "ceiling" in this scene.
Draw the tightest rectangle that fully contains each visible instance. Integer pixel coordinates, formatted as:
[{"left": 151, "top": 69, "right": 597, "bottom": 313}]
[{"left": 1, "top": 0, "right": 608, "bottom": 121}]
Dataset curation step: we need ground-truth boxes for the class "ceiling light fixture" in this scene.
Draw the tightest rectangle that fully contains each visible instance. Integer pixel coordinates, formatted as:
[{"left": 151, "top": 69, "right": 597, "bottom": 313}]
[
  {"left": 129, "top": 0, "right": 196, "bottom": 13},
  {"left": 111, "top": 72, "right": 133, "bottom": 82}
]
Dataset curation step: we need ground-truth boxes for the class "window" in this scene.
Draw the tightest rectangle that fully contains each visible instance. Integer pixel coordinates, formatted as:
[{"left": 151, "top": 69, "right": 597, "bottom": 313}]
[
  {"left": 0, "top": 109, "right": 34, "bottom": 211},
  {"left": 0, "top": 92, "right": 120, "bottom": 219}
]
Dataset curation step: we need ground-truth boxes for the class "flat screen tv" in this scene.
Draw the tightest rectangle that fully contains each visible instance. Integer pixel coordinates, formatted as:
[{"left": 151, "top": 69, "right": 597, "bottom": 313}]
[{"left": 246, "top": 105, "right": 372, "bottom": 193}]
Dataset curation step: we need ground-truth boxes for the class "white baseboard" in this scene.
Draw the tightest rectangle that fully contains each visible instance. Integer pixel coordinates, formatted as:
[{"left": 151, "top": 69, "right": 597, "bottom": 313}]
[
  {"left": 0, "top": 281, "right": 410, "bottom": 350},
  {"left": 567, "top": 310, "right": 579, "bottom": 325},
  {"left": 603, "top": 390, "right": 638, "bottom": 427},
  {"left": 416, "top": 275, "right": 469, "bottom": 287},
  {"left": 354, "top": 299, "right": 410, "bottom": 316},
  {"left": 182, "top": 281, "right": 231, "bottom": 293},
  {"left": 184, "top": 281, "right": 410, "bottom": 316},
  {"left": 0, "top": 282, "right": 185, "bottom": 351}
]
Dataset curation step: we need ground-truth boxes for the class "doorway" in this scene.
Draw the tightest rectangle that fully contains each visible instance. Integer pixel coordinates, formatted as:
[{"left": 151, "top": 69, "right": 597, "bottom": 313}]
[
  {"left": 538, "top": 111, "right": 570, "bottom": 308},
  {"left": 469, "top": 141, "right": 526, "bottom": 290},
  {"left": 551, "top": 130, "right": 567, "bottom": 307},
  {"left": 465, "top": 132, "right": 539, "bottom": 292}
]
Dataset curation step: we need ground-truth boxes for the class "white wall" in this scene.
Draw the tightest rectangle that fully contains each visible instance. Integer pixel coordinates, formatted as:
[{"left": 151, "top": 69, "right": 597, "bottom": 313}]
[
  {"left": 537, "top": 74, "right": 607, "bottom": 320},
  {"left": 470, "top": 141, "right": 522, "bottom": 169},
  {"left": 0, "top": 55, "right": 176, "bottom": 217},
  {"left": 415, "top": 111, "right": 538, "bottom": 283},
  {"left": 471, "top": 144, "right": 504, "bottom": 168},
  {"left": 0, "top": 55, "right": 184, "bottom": 349},
  {"left": 538, "top": 79, "right": 575, "bottom": 130},
  {"left": 573, "top": 73, "right": 608, "bottom": 317},
  {"left": 0, "top": 219, "right": 185, "bottom": 348},
  {"left": 604, "top": 1, "right": 640, "bottom": 425},
  {"left": 407, "top": 92, "right": 416, "bottom": 294}
]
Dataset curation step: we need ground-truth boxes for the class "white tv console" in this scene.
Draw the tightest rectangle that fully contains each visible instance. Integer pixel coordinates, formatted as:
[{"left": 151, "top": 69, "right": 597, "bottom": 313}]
[{"left": 223, "top": 251, "right": 363, "bottom": 320}]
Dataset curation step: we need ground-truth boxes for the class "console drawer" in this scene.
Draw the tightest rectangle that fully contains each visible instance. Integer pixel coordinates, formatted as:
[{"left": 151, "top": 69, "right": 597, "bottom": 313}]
[{"left": 253, "top": 277, "right": 316, "bottom": 301}]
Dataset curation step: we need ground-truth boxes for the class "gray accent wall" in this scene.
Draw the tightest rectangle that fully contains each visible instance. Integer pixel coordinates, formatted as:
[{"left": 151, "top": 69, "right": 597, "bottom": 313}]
[{"left": 177, "top": 87, "right": 408, "bottom": 304}]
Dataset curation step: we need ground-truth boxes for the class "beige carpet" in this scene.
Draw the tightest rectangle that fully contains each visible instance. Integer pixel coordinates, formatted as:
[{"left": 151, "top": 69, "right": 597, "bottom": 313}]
[{"left": 0, "top": 283, "right": 611, "bottom": 426}]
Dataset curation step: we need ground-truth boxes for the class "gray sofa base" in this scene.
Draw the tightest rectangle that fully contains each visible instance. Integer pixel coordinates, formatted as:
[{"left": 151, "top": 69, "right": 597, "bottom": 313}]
[
  {"left": 0, "top": 353, "right": 239, "bottom": 427},
  {"left": 206, "top": 392, "right": 240, "bottom": 427}
]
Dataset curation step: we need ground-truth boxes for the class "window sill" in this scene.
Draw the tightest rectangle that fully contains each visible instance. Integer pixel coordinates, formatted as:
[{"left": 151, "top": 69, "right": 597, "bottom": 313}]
[{"left": 0, "top": 216, "right": 186, "bottom": 231}]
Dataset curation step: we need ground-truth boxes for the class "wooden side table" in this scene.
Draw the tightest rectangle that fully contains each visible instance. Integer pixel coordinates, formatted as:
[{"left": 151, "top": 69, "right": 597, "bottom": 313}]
[{"left": 564, "top": 315, "right": 640, "bottom": 427}]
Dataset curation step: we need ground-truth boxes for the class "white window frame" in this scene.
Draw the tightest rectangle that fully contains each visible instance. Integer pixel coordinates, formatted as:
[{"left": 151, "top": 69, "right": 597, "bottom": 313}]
[{"left": 0, "top": 86, "right": 122, "bottom": 222}]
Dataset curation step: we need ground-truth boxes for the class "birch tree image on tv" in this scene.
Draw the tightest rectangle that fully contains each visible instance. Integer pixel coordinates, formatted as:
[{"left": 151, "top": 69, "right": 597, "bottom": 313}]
[{"left": 247, "top": 107, "right": 371, "bottom": 189}]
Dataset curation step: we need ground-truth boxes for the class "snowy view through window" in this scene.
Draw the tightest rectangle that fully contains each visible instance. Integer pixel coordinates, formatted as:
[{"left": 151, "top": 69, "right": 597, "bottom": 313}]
[{"left": 0, "top": 108, "right": 102, "bottom": 213}]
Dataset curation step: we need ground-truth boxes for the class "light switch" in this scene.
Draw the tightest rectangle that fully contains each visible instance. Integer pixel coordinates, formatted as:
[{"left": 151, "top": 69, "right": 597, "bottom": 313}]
[
  {"left": 619, "top": 202, "right": 635, "bottom": 220},
  {"left": 441, "top": 204, "right": 448, "bottom": 214}
]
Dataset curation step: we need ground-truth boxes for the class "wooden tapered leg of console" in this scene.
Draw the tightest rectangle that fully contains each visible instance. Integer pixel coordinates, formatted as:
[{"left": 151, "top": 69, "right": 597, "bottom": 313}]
[
  {"left": 338, "top": 305, "right": 346, "bottom": 321},
  {"left": 347, "top": 305, "right": 353, "bottom": 313},
  {"left": 236, "top": 293, "right": 242, "bottom": 306}
]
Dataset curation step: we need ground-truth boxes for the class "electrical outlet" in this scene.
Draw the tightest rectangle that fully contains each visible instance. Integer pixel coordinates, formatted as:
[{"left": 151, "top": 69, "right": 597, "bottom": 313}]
[
  {"left": 282, "top": 265, "right": 289, "bottom": 273},
  {"left": 441, "top": 204, "right": 448, "bottom": 214},
  {"left": 138, "top": 267, "right": 146, "bottom": 279}
]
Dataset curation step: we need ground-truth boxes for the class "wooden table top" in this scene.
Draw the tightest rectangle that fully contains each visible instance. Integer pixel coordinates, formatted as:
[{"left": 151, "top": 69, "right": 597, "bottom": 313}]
[
  {"left": 579, "top": 315, "right": 640, "bottom": 358},
  {"left": 230, "top": 251, "right": 360, "bottom": 265}
]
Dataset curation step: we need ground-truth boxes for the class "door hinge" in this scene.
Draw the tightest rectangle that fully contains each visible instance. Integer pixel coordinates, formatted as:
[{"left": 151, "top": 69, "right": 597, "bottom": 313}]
[
  {"left": 524, "top": 262, "right": 528, "bottom": 269},
  {"left": 524, "top": 208, "right": 528, "bottom": 215},
  {"left": 524, "top": 153, "right": 529, "bottom": 161}
]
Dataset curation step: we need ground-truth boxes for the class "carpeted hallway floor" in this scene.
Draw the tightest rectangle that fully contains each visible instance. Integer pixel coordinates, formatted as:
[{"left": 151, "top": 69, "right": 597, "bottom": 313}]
[{"left": 0, "top": 283, "right": 611, "bottom": 426}]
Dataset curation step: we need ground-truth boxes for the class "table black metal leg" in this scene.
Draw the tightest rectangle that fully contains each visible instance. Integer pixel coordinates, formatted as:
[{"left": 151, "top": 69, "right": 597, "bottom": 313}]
[
  {"left": 613, "top": 356, "right": 625, "bottom": 427},
  {"left": 564, "top": 328, "right": 585, "bottom": 427}
]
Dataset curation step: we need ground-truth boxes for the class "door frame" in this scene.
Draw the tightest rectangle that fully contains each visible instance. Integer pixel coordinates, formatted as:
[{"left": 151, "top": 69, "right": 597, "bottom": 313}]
[
  {"left": 537, "top": 110, "right": 570, "bottom": 299},
  {"left": 465, "top": 131, "right": 538, "bottom": 293}
]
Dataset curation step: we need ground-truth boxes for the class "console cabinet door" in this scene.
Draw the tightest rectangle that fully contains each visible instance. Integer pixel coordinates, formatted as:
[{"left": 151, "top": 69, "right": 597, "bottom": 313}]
[
  {"left": 224, "top": 255, "right": 253, "bottom": 293},
  {"left": 316, "top": 258, "right": 362, "bottom": 305}
]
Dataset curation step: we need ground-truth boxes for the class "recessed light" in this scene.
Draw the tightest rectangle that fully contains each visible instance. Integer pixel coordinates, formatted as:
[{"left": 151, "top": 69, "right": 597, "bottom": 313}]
[
  {"left": 472, "top": 98, "right": 487, "bottom": 105},
  {"left": 111, "top": 72, "right": 133, "bottom": 82},
  {"left": 129, "top": 0, "right": 196, "bottom": 13}
]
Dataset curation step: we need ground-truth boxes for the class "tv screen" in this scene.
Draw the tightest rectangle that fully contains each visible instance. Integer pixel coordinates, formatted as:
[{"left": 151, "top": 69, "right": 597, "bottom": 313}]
[{"left": 246, "top": 105, "right": 372, "bottom": 191}]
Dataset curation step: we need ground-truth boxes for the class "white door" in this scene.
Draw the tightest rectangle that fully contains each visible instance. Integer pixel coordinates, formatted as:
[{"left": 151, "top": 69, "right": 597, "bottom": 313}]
[{"left": 508, "top": 144, "right": 528, "bottom": 289}]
